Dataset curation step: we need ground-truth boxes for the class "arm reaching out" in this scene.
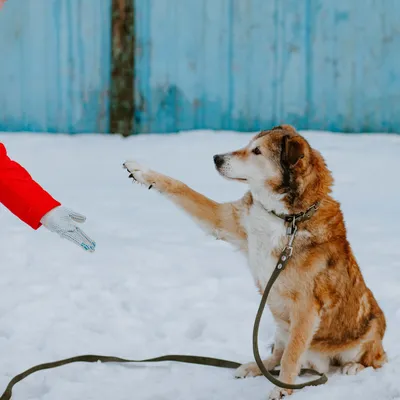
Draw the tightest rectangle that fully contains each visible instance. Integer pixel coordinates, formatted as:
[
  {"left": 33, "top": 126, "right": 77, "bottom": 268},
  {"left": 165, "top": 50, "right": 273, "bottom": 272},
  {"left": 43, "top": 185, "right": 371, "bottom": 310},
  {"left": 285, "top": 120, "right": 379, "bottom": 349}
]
[{"left": 0, "top": 143, "right": 95, "bottom": 252}]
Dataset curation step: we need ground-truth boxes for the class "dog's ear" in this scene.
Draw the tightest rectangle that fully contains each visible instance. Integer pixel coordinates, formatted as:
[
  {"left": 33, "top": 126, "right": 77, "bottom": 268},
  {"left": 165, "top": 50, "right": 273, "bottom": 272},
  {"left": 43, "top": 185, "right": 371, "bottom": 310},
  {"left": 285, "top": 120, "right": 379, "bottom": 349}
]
[
  {"left": 281, "top": 135, "right": 308, "bottom": 168},
  {"left": 280, "top": 124, "right": 297, "bottom": 135}
]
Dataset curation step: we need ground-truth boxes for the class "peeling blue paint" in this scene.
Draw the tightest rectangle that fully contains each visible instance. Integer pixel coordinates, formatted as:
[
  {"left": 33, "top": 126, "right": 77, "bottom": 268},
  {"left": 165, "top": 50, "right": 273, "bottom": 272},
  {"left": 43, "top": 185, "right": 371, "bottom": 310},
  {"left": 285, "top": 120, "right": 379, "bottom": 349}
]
[
  {"left": 135, "top": 0, "right": 400, "bottom": 134},
  {"left": 1, "top": 0, "right": 399, "bottom": 135},
  {"left": 0, "top": 0, "right": 111, "bottom": 133}
]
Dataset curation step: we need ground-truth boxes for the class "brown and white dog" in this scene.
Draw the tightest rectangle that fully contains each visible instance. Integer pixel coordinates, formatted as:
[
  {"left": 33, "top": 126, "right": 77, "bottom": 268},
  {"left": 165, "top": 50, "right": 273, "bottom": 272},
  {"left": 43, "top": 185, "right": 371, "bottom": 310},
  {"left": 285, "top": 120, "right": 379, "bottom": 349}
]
[{"left": 123, "top": 125, "right": 386, "bottom": 399}]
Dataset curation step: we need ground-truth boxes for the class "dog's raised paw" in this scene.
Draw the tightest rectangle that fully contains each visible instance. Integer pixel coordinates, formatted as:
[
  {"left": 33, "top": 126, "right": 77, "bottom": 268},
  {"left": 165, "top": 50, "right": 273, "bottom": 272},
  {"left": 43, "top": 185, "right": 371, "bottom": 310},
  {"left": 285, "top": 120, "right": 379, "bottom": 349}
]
[
  {"left": 123, "top": 160, "right": 151, "bottom": 187},
  {"left": 123, "top": 160, "right": 148, "bottom": 173},
  {"left": 235, "top": 362, "right": 262, "bottom": 378}
]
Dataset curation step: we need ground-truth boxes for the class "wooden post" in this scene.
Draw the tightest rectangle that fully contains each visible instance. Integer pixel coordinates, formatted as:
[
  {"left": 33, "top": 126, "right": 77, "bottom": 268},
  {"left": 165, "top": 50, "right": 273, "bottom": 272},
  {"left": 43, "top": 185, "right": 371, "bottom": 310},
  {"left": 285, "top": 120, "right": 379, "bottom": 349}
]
[{"left": 110, "top": 0, "right": 135, "bottom": 136}]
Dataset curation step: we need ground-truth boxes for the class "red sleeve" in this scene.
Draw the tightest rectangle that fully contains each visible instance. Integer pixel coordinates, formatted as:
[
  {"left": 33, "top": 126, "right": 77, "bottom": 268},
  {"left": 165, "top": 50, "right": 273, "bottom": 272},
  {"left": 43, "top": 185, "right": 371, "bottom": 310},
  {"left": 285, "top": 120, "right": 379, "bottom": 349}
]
[{"left": 0, "top": 143, "right": 61, "bottom": 229}]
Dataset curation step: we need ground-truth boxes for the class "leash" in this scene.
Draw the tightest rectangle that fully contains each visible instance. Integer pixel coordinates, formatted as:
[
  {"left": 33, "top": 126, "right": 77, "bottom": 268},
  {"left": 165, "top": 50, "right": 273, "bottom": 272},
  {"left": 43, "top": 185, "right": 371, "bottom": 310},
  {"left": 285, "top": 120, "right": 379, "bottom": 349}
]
[
  {"left": 0, "top": 204, "right": 327, "bottom": 400},
  {"left": 253, "top": 203, "right": 327, "bottom": 389}
]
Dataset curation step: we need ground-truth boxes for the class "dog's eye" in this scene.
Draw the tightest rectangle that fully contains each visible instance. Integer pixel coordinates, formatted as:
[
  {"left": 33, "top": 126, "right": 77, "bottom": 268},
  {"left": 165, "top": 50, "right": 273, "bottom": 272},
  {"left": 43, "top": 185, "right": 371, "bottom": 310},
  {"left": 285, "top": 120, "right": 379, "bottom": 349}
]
[{"left": 252, "top": 147, "right": 261, "bottom": 155}]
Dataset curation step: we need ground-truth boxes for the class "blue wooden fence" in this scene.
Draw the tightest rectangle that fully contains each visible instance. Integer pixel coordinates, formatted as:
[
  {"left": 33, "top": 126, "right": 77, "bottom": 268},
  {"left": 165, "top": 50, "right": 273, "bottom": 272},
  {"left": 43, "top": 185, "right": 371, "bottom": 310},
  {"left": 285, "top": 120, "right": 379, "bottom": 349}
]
[
  {"left": 0, "top": 0, "right": 111, "bottom": 133},
  {"left": 135, "top": 0, "right": 400, "bottom": 134},
  {"left": 0, "top": 0, "right": 399, "bottom": 134}
]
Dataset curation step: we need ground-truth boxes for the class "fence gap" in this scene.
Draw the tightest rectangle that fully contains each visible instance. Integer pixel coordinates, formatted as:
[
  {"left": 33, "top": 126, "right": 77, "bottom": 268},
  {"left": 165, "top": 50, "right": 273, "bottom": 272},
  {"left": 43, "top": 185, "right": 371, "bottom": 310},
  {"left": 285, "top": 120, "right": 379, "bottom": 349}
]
[{"left": 110, "top": 0, "right": 135, "bottom": 136}]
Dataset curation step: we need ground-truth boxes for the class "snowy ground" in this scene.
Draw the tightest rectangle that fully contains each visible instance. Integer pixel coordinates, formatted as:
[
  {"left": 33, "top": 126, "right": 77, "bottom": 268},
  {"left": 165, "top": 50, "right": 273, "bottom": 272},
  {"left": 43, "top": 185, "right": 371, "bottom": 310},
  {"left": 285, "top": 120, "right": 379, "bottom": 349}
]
[{"left": 0, "top": 130, "right": 400, "bottom": 400}]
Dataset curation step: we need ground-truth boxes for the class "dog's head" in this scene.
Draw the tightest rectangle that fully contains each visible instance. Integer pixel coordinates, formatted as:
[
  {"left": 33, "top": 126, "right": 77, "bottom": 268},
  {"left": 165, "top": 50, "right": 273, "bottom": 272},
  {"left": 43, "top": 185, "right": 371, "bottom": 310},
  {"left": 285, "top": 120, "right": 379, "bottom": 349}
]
[{"left": 213, "top": 125, "right": 333, "bottom": 212}]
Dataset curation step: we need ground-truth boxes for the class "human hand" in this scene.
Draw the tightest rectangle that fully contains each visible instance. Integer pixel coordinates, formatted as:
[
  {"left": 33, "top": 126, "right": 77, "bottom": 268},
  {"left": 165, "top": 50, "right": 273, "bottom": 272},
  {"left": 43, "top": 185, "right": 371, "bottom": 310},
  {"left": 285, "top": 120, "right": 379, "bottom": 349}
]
[{"left": 40, "top": 206, "right": 96, "bottom": 252}]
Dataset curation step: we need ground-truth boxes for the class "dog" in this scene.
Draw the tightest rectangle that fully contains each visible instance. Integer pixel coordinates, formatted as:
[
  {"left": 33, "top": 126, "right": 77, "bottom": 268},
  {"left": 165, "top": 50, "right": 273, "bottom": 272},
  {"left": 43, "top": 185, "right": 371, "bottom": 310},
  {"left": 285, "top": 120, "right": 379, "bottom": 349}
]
[{"left": 123, "top": 125, "right": 387, "bottom": 399}]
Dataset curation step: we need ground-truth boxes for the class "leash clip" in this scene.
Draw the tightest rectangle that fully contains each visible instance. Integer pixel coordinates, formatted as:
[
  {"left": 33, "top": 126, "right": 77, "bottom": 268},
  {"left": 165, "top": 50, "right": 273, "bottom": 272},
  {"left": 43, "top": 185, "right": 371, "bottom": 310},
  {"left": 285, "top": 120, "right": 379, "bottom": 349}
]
[
  {"left": 283, "top": 217, "right": 298, "bottom": 259},
  {"left": 284, "top": 245, "right": 293, "bottom": 258},
  {"left": 286, "top": 216, "right": 297, "bottom": 236}
]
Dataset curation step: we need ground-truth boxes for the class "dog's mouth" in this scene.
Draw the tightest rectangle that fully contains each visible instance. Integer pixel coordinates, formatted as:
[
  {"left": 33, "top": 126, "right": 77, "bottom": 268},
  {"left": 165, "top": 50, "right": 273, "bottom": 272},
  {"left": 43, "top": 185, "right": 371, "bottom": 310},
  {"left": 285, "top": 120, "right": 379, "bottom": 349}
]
[
  {"left": 225, "top": 176, "right": 247, "bottom": 183},
  {"left": 216, "top": 168, "right": 247, "bottom": 183},
  {"left": 213, "top": 154, "right": 248, "bottom": 183}
]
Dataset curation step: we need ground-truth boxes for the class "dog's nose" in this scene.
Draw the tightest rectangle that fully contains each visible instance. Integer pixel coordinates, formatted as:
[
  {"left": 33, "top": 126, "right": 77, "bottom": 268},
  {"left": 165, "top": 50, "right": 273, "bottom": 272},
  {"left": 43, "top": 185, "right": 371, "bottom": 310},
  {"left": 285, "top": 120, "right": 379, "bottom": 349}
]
[{"left": 213, "top": 154, "right": 225, "bottom": 168}]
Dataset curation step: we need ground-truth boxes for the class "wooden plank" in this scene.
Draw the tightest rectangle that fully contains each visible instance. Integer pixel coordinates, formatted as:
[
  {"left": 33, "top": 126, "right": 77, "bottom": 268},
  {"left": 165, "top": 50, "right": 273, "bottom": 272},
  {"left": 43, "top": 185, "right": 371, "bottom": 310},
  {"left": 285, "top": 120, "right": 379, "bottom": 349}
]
[
  {"left": 276, "top": 0, "right": 308, "bottom": 129},
  {"left": 230, "top": 0, "right": 253, "bottom": 131},
  {"left": 246, "top": 0, "right": 277, "bottom": 131},
  {"left": 202, "top": 0, "right": 231, "bottom": 130},
  {"left": 110, "top": 0, "right": 135, "bottom": 136},
  {"left": 174, "top": 0, "right": 205, "bottom": 131},
  {"left": 380, "top": 0, "right": 400, "bottom": 132},
  {"left": 309, "top": 0, "right": 354, "bottom": 132},
  {"left": 134, "top": 0, "right": 151, "bottom": 133},
  {"left": 147, "top": 0, "right": 179, "bottom": 133}
]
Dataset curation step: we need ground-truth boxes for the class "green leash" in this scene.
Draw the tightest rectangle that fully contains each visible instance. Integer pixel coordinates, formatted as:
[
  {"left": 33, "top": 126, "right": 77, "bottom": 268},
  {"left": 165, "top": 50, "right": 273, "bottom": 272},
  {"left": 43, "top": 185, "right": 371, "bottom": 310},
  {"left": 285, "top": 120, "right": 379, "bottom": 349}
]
[{"left": 0, "top": 205, "right": 327, "bottom": 399}]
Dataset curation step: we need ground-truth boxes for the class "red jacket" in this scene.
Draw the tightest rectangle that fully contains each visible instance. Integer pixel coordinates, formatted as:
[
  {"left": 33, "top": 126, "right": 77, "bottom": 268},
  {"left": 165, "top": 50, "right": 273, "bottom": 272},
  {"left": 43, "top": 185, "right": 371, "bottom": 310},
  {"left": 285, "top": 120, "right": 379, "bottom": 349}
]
[{"left": 0, "top": 143, "right": 60, "bottom": 229}]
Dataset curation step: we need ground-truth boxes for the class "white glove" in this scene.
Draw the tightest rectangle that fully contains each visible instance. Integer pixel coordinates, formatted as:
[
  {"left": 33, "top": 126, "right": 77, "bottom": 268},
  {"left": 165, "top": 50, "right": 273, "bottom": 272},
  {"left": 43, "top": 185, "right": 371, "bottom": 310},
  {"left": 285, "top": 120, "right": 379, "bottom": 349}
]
[{"left": 40, "top": 206, "right": 96, "bottom": 252}]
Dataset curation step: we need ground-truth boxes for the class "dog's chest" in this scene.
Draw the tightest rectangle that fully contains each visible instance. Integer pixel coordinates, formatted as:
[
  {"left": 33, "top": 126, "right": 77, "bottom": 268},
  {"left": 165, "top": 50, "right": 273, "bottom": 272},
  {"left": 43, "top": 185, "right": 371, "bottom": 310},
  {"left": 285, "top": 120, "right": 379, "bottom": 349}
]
[{"left": 245, "top": 204, "right": 287, "bottom": 289}]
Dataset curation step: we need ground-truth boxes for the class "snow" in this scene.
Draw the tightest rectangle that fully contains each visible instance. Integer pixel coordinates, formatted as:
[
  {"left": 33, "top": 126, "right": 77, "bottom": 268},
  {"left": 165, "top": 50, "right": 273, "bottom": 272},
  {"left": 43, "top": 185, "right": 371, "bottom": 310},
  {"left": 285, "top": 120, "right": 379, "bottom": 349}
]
[{"left": 0, "top": 130, "right": 400, "bottom": 400}]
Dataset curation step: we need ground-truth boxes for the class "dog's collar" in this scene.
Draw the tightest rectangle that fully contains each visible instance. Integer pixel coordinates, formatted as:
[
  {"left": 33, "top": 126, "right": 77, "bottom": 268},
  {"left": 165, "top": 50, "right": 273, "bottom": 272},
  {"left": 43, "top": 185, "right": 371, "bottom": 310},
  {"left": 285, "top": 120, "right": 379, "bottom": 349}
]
[{"left": 267, "top": 202, "right": 320, "bottom": 224}]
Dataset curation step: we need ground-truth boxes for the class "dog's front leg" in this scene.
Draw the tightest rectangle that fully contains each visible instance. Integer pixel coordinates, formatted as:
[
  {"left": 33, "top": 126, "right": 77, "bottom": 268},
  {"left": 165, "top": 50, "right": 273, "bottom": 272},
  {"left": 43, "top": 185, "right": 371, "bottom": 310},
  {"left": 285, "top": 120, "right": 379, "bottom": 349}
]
[
  {"left": 269, "top": 306, "right": 320, "bottom": 400},
  {"left": 235, "top": 327, "right": 286, "bottom": 378},
  {"left": 123, "top": 161, "right": 248, "bottom": 248},
  {"left": 235, "top": 342, "right": 284, "bottom": 378}
]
